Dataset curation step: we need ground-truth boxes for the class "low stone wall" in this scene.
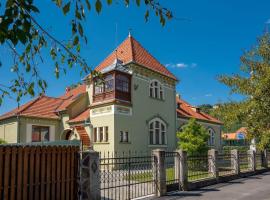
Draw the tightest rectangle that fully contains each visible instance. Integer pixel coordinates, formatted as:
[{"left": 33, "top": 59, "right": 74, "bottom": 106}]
[{"left": 188, "top": 168, "right": 269, "bottom": 190}]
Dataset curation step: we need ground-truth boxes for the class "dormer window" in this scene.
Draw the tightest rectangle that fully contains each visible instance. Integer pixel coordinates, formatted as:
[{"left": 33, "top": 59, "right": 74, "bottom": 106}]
[{"left": 150, "top": 80, "right": 164, "bottom": 100}]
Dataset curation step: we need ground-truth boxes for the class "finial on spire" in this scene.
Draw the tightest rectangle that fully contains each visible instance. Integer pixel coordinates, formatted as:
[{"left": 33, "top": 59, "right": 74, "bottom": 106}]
[{"left": 128, "top": 28, "right": 133, "bottom": 37}]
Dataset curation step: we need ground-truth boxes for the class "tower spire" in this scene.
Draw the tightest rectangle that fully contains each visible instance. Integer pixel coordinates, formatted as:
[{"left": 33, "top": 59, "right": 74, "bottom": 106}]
[{"left": 128, "top": 28, "right": 132, "bottom": 37}]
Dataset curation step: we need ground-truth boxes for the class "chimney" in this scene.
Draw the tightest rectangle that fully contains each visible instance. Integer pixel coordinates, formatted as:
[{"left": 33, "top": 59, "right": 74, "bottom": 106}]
[
  {"left": 191, "top": 106, "right": 200, "bottom": 113},
  {"left": 66, "top": 87, "right": 71, "bottom": 93},
  {"left": 176, "top": 93, "right": 181, "bottom": 99}
]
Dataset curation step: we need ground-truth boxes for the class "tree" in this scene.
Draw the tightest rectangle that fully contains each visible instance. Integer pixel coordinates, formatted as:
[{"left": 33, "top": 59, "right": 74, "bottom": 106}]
[
  {"left": 209, "top": 102, "right": 244, "bottom": 133},
  {"left": 198, "top": 104, "right": 213, "bottom": 114},
  {"left": 177, "top": 118, "right": 209, "bottom": 155},
  {"left": 219, "top": 33, "right": 270, "bottom": 149},
  {"left": 0, "top": 0, "right": 175, "bottom": 105}
]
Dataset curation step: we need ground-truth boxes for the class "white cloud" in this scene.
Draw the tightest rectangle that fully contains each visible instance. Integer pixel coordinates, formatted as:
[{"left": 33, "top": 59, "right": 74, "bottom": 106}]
[
  {"left": 166, "top": 62, "right": 197, "bottom": 69},
  {"left": 205, "top": 94, "right": 213, "bottom": 97}
]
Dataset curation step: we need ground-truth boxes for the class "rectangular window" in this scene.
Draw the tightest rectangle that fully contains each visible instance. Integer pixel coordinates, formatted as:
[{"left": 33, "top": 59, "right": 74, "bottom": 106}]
[
  {"left": 99, "top": 127, "right": 103, "bottom": 142},
  {"left": 105, "top": 75, "right": 114, "bottom": 92},
  {"left": 105, "top": 126, "right": 109, "bottom": 142},
  {"left": 120, "top": 131, "right": 129, "bottom": 143},
  {"left": 161, "top": 132, "right": 166, "bottom": 145},
  {"left": 150, "top": 130, "right": 154, "bottom": 145},
  {"left": 155, "top": 129, "right": 159, "bottom": 144},
  {"left": 94, "top": 80, "right": 104, "bottom": 94},
  {"left": 116, "top": 75, "right": 129, "bottom": 92},
  {"left": 93, "top": 128, "right": 97, "bottom": 142},
  {"left": 32, "top": 126, "right": 50, "bottom": 142}
]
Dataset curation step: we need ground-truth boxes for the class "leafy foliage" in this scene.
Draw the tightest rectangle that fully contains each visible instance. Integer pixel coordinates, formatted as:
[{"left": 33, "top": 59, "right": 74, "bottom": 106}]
[
  {"left": 177, "top": 118, "right": 209, "bottom": 155},
  {"left": 0, "top": 0, "right": 173, "bottom": 105},
  {"left": 0, "top": 138, "right": 7, "bottom": 144},
  {"left": 219, "top": 34, "right": 270, "bottom": 149},
  {"left": 197, "top": 104, "right": 213, "bottom": 114},
  {"left": 209, "top": 102, "right": 244, "bottom": 133}
]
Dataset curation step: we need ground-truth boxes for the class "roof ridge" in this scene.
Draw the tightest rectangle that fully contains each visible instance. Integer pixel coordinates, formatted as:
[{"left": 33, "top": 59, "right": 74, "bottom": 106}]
[
  {"left": 130, "top": 36, "right": 176, "bottom": 79},
  {"left": 95, "top": 36, "right": 132, "bottom": 71},
  {"left": 129, "top": 36, "right": 135, "bottom": 61}
]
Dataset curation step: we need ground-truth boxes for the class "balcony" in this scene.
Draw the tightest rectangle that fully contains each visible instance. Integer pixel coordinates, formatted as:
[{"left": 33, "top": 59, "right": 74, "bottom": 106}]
[{"left": 93, "top": 71, "right": 131, "bottom": 104}]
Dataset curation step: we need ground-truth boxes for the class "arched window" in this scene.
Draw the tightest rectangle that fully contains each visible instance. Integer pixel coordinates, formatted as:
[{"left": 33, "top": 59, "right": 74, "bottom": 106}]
[
  {"left": 149, "top": 118, "right": 166, "bottom": 145},
  {"left": 149, "top": 80, "right": 164, "bottom": 100},
  {"left": 208, "top": 128, "right": 215, "bottom": 146}
]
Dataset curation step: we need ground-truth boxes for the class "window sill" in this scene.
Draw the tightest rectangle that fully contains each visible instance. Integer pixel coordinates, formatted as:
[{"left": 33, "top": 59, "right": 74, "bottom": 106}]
[
  {"left": 120, "top": 142, "right": 131, "bottom": 144},
  {"left": 93, "top": 142, "right": 110, "bottom": 144},
  {"left": 148, "top": 144, "right": 167, "bottom": 148},
  {"left": 149, "top": 96, "right": 165, "bottom": 102}
]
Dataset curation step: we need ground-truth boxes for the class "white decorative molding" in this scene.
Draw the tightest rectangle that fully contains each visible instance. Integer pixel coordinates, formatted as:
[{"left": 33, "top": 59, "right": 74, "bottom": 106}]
[
  {"left": 90, "top": 106, "right": 113, "bottom": 117},
  {"left": 115, "top": 105, "right": 132, "bottom": 116}
]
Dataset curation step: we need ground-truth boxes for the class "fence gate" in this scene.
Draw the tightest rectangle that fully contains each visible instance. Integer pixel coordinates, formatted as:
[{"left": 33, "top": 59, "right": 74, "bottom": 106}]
[
  {"left": 100, "top": 152, "right": 157, "bottom": 200},
  {"left": 0, "top": 142, "right": 80, "bottom": 200}
]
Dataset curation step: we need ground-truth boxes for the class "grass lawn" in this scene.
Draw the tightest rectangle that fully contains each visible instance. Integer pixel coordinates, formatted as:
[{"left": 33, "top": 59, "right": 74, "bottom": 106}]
[{"left": 125, "top": 168, "right": 211, "bottom": 182}]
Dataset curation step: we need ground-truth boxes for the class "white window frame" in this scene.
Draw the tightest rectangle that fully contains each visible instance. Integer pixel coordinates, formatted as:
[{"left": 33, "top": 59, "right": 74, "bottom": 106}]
[
  {"left": 149, "top": 80, "right": 164, "bottom": 100},
  {"left": 149, "top": 118, "right": 167, "bottom": 145},
  {"left": 26, "top": 124, "right": 55, "bottom": 143}
]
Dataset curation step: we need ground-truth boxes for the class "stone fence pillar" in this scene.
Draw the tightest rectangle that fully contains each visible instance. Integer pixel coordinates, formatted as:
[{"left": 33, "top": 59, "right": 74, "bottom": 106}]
[
  {"left": 176, "top": 150, "right": 188, "bottom": 191},
  {"left": 248, "top": 150, "right": 256, "bottom": 171},
  {"left": 208, "top": 149, "right": 218, "bottom": 179},
  {"left": 80, "top": 150, "right": 101, "bottom": 200},
  {"left": 152, "top": 149, "right": 166, "bottom": 197},
  {"left": 231, "top": 149, "right": 240, "bottom": 175}
]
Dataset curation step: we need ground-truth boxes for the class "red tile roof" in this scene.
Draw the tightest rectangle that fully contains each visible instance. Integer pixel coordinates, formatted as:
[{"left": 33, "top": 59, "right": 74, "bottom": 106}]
[
  {"left": 56, "top": 84, "right": 87, "bottom": 111},
  {"left": 0, "top": 84, "right": 87, "bottom": 120},
  {"left": 68, "top": 108, "right": 90, "bottom": 123},
  {"left": 176, "top": 97, "right": 223, "bottom": 125},
  {"left": 75, "top": 126, "right": 90, "bottom": 147},
  {"left": 94, "top": 35, "right": 177, "bottom": 80},
  {"left": 0, "top": 96, "right": 64, "bottom": 120},
  {"left": 222, "top": 127, "right": 247, "bottom": 140}
]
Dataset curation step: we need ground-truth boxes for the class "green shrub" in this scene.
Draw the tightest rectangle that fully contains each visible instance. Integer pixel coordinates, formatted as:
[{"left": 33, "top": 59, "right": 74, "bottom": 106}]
[{"left": 0, "top": 138, "right": 7, "bottom": 144}]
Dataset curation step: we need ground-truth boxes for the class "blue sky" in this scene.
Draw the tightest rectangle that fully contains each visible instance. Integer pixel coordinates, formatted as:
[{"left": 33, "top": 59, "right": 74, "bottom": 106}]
[{"left": 0, "top": 0, "right": 270, "bottom": 114}]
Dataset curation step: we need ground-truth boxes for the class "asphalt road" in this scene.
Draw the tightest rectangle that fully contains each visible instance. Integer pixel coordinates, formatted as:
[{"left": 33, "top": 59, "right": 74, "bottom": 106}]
[{"left": 155, "top": 172, "right": 270, "bottom": 200}]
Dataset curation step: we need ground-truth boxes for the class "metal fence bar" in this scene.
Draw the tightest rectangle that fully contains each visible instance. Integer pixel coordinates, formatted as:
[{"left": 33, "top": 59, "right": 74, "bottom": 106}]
[
  {"left": 99, "top": 151, "right": 156, "bottom": 200},
  {"left": 217, "top": 153, "right": 234, "bottom": 176},
  {"left": 187, "top": 154, "right": 212, "bottom": 182}
]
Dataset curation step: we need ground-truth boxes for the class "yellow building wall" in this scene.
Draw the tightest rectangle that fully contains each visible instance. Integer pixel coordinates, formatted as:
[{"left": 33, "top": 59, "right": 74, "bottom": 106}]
[
  {"left": 18, "top": 117, "right": 61, "bottom": 143},
  {"left": 0, "top": 118, "right": 18, "bottom": 143}
]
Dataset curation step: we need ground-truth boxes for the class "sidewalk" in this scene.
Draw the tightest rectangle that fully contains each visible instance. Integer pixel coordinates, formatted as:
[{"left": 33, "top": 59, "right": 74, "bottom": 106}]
[{"left": 151, "top": 172, "right": 270, "bottom": 200}]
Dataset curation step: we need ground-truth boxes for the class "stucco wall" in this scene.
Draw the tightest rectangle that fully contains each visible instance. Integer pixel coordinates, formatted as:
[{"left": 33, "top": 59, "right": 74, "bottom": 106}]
[
  {"left": 18, "top": 117, "right": 61, "bottom": 143},
  {"left": 0, "top": 118, "right": 18, "bottom": 143},
  {"left": 90, "top": 112, "right": 115, "bottom": 153},
  {"left": 68, "top": 93, "right": 89, "bottom": 119},
  {"left": 113, "top": 70, "right": 177, "bottom": 153},
  {"left": 177, "top": 118, "right": 222, "bottom": 150}
]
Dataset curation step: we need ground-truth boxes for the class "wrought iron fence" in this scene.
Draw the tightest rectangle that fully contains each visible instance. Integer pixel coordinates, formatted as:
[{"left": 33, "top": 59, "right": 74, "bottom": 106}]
[
  {"left": 268, "top": 150, "right": 270, "bottom": 166},
  {"left": 165, "top": 152, "right": 179, "bottom": 192},
  {"left": 99, "top": 151, "right": 156, "bottom": 200},
  {"left": 239, "top": 152, "right": 251, "bottom": 172},
  {"left": 256, "top": 152, "right": 263, "bottom": 169},
  {"left": 217, "top": 153, "right": 234, "bottom": 176},
  {"left": 187, "top": 154, "right": 212, "bottom": 181}
]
